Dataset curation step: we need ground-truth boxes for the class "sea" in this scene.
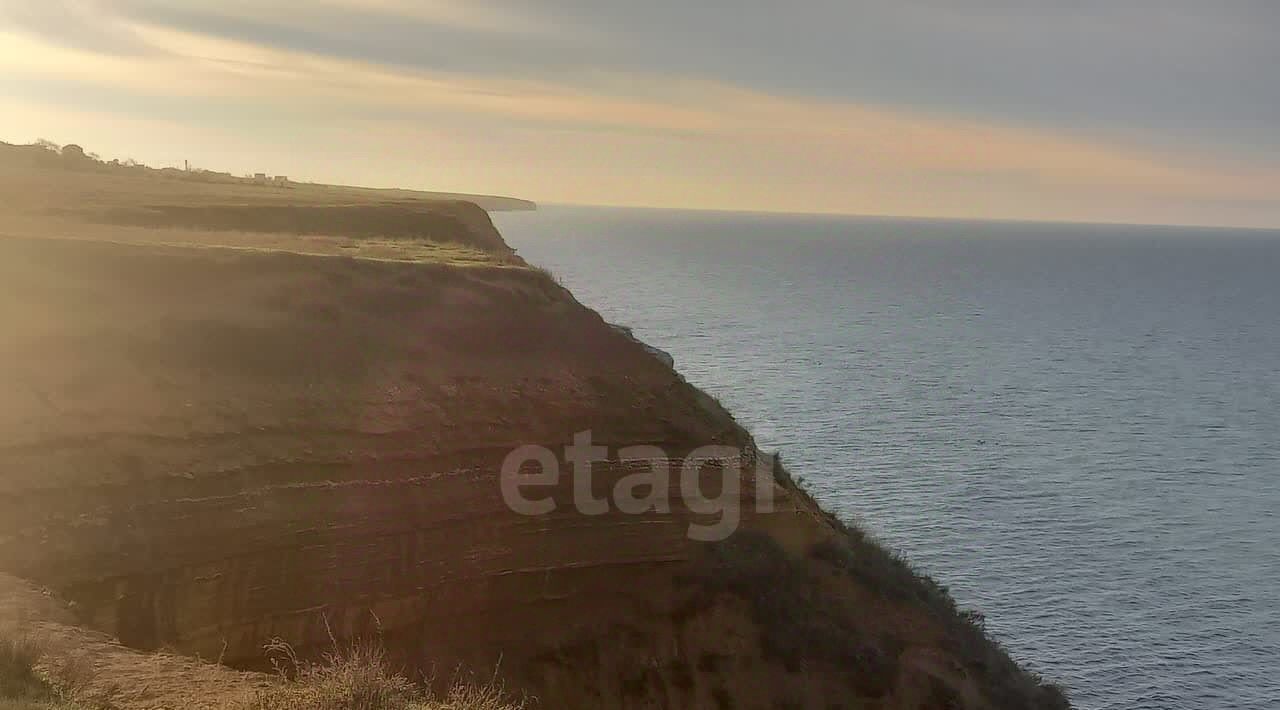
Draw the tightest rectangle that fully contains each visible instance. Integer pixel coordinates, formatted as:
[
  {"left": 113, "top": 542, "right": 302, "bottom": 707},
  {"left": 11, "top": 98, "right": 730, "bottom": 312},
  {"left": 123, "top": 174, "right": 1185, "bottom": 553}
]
[{"left": 494, "top": 206, "right": 1280, "bottom": 710}]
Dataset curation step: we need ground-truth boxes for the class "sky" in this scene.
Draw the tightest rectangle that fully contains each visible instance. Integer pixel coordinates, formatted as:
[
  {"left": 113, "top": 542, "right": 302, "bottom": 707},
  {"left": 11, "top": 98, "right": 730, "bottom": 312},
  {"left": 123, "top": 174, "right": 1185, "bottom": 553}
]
[{"left": 2, "top": 1, "right": 1278, "bottom": 228}]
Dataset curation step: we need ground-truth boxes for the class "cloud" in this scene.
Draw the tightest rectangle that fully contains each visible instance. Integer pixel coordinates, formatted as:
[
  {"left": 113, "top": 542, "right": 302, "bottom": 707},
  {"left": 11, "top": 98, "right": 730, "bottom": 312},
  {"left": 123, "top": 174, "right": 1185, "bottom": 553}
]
[
  {"left": 7, "top": 1, "right": 1278, "bottom": 150},
  {"left": 309, "top": 0, "right": 566, "bottom": 35},
  {"left": 1, "top": 1, "right": 1278, "bottom": 226},
  {"left": 0, "top": 0, "right": 154, "bottom": 55}
]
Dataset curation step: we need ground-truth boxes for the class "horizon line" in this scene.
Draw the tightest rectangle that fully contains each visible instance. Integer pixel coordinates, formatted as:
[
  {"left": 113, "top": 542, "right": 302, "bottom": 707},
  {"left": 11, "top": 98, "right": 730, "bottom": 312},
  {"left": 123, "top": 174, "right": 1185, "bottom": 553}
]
[{"left": 528, "top": 200, "right": 1280, "bottom": 234}]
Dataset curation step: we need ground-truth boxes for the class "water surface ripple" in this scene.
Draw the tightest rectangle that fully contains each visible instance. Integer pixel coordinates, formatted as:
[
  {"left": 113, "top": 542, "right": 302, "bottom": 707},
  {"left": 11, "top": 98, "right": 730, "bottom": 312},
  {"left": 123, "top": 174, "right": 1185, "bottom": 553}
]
[{"left": 497, "top": 208, "right": 1280, "bottom": 710}]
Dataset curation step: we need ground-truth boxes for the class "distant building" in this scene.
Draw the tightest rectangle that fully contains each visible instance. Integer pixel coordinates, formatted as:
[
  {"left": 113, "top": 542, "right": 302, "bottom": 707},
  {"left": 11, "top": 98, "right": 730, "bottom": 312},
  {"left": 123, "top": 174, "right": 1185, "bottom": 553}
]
[
  {"left": 273, "top": 175, "right": 288, "bottom": 186},
  {"left": 254, "top": 173, "right": 268, "bottom": 184}
]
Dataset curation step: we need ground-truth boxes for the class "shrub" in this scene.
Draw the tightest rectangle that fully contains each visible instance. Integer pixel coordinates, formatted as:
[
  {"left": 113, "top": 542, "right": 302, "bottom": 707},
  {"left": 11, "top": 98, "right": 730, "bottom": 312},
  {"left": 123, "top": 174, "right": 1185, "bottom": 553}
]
[
  {"left": 679, "top": 532, "right": 897, "bottom": 698},
  {"left": 777, "top": 456, "right": 1072, "bottom": 710},
  {"left": 0, "top": 637, "right": 44, "bottom": 700},
  {"left": 248, "top": 641, "right": 523, "bottom": 710},
  {"left": 0, "top": 637, "right": 89, "bottom": 710}
]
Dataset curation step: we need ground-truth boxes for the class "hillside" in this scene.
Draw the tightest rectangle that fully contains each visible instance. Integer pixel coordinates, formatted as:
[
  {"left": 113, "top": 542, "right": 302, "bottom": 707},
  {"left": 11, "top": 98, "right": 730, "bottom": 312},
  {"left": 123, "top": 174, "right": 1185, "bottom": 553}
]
[
  {"left": 0, "top": 145, "right": 1067, "bottom": 709},
  {"left": 0, "top": 141, "right": 537, "bottom": 214}
]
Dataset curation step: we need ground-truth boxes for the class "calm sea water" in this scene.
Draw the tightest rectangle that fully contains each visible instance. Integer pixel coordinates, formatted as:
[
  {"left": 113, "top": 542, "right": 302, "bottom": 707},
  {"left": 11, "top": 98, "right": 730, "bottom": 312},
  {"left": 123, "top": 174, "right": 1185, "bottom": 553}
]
[{"left": 495, "top": 206, "right": 1280, "bottom": 710}]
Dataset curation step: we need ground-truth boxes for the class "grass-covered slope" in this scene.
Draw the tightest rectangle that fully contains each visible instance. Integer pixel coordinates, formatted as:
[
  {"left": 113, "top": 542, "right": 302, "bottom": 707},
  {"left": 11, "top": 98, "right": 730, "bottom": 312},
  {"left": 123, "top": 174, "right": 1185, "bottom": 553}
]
[
  {"left": 0, "top": 145, "right": 1068, "bottom": 709},
  {"left": 0, "top": 142, "right": 523, "bottom": 264}
]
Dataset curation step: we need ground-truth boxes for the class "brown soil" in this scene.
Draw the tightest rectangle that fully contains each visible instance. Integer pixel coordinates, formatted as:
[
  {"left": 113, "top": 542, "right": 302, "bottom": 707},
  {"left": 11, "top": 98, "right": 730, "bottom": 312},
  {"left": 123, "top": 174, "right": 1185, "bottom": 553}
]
[{"left": 0, "top": 148, "right": 1068, "bottom": 709}]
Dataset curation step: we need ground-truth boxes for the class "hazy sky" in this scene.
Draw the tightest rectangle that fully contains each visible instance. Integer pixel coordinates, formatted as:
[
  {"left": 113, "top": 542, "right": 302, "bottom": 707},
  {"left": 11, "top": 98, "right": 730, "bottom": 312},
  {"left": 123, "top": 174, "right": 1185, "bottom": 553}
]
[{"left": 2, "top": 1, "right": 1278, "bottom": 227}]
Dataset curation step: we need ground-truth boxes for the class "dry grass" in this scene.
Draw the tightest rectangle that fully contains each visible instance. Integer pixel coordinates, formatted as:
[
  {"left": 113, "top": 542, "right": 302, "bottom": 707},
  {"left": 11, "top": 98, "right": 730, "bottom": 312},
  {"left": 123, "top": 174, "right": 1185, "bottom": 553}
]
[
  {"left": 0, "top": 142, "right": 530, "bottom": 267},
  {"left": 0, "top": 637, "right": 88, "bottom": 710},
  {"left": 0, "top": 141, "right": 534, "bottom": 213},
  {"left": 4, "top": 633, "right": 522, "bottom": 710},
  {"left": 0, "top": 637, "right": 45, "bottom": 700},
  {"left": 247, "top": 642, "right": 524, "bottom": 710}
]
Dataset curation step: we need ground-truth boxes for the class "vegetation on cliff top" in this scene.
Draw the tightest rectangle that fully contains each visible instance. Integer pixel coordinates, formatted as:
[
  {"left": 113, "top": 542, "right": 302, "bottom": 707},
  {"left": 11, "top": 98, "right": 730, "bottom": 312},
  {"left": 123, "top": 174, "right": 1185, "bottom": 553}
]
[
  {"left": 0, "top": 637, "right": 84, "bottom": 710},
  {"left": 2, "top": 635, "right": 521, "bottom": 710},
  {"left": 248, "top": 643, "right": 522, "bottom": 710},
  {"left": 0, "top": 141, "right": 1069, "bottom": 708},
  {"left": 0, "top": 140, "right": 535, "bottom": 213},
  {"left": 0, "top": 139, "right": 528, "bottom": 265}
]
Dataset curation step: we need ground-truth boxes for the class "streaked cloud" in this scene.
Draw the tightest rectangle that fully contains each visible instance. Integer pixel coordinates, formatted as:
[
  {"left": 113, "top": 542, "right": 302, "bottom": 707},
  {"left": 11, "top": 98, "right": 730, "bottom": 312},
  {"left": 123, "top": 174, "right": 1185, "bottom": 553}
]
[
  {"left": 0, "top": 0, "right": 151, "bottom": 54},
  {"left": 1, "top": 1, "right": 1277, "bottom": 227}
]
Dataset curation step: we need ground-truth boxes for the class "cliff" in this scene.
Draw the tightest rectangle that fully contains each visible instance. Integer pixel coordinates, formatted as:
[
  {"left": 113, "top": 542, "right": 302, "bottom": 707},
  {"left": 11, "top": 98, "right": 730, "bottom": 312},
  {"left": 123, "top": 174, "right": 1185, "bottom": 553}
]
[{"left": 0, "top": 151, "right": 1067, "bottom": 709}]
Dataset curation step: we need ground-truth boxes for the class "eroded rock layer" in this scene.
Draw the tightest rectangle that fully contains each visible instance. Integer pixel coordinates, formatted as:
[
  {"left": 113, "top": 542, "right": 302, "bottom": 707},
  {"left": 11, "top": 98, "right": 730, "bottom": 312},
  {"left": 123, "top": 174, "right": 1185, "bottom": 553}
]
[{"left": 0, "top": 231, "right": 1067, "bottom": 708}]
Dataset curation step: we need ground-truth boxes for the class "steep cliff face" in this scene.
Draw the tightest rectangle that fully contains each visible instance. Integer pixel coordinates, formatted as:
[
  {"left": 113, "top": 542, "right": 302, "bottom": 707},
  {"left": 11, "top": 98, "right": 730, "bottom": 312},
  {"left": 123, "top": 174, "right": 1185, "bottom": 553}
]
[
  {"left": 96, "top": 201, "right": 515, "bottom": 255},
  {"left": 0, "top": 152, "right": 520, "bottom": 262},
  {"left": 0, "top": 234, "right": 735, "bottom": 642},
  {"left": 0, "top": 164, "right": 1067, "bottom": 709}
]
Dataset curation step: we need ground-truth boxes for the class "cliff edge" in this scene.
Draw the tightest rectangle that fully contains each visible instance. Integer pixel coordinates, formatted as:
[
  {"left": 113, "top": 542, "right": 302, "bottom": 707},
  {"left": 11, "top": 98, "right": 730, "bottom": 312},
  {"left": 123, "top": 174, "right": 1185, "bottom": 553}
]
[{"left": 0, "top": 147, "right": 1068, "bottom": 709}]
